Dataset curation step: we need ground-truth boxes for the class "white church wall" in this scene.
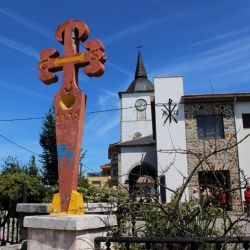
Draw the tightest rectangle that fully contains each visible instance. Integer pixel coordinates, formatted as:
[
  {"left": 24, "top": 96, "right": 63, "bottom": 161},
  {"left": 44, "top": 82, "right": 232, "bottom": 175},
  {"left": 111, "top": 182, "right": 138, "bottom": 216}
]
[
  {"left": 119, "top": 146, "right": 157, "bottom": 185},
  {"left": 234, "top": 102, "right": 250, "bottom": 197},
  {"left": 154, "top": 77, "right": 188, "bottom": 201},
  {"left": 120, "top": 92, "right": 154, "bottom": 142}
]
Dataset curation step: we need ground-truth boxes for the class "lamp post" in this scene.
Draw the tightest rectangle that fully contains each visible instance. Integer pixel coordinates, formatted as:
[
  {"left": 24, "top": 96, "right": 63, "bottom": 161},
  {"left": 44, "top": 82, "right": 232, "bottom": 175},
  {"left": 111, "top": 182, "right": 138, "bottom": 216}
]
[{"left": 244, "top": 178, "right": 250, "bottom": 216}]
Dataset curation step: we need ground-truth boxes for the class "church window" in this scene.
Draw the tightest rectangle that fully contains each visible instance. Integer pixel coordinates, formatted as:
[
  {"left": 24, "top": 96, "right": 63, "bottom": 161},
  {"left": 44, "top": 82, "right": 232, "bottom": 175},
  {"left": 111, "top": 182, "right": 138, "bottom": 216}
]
[
  {"left": 197, "top": 115, "right": 224, "bottom": 139},
  {"left": 198, "top": 170, "right": 231, "bottom": 210},
  {"left": 242, "top": 113, "right": 250, "bottom": 128},
  {"left": 137, "top": 110, "right": 146, "bottom": 120}
]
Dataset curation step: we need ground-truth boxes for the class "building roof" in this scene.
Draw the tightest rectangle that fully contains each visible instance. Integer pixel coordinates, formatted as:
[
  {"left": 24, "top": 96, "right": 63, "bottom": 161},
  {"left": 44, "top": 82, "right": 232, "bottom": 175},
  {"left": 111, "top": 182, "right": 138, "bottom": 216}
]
[
  {"left": 183, "top": 93, "right": 250, "bottom": 103},
  {"left": 110, "top": 135, "right": 155, "bottom": 148},
  {"left": 108, "top": 135, "right": 155, "bottom": 158},
  {"left": 120, "top": 51, "right": 154, "bottom": 96},
  {"left": 100, "top": 163, "right": 111, "bottom": 170}
]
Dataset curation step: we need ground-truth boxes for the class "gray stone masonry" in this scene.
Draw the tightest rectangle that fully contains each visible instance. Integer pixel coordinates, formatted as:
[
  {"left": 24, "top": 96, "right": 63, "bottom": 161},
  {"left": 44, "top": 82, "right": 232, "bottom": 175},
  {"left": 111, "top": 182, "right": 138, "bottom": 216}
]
[{"left": 185, "top": 102, "right": 242, "bottom": 211}]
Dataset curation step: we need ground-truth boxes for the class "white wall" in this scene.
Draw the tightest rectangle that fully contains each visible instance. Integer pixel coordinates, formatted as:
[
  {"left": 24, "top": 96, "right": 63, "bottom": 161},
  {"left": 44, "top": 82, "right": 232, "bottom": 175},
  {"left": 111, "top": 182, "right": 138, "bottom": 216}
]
[
  {"left": 234, "top": 102, "right": 250, "bottom": 194},
  {"left": 154, "top": 77, "right": 188, "bottom": 201},
  {"left": 120, "top": 92, "right": 154, "bottom": 142},
  {"left": 119, "top": 146, "right": 157, "bottom": 185}
]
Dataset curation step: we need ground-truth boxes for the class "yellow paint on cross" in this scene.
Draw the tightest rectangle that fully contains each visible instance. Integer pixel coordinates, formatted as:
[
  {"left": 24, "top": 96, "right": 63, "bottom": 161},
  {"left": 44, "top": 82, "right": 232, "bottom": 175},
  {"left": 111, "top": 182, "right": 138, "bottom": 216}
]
[{"left": 54, "top": 53, "right": 85, "bottom": 66}]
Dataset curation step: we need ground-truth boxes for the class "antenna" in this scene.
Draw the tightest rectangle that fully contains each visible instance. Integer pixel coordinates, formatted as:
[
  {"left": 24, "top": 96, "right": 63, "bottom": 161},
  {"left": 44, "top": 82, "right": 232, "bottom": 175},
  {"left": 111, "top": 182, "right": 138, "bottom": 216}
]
[{"left": 209, "top": 78, "right": 214, "bottom": 94}]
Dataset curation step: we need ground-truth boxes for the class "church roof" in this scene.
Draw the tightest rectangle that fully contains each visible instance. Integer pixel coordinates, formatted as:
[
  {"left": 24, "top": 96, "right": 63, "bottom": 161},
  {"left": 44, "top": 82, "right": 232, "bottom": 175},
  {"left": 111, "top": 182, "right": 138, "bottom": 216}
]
[
  {"left": 110, "top": 135, "right": 155, "bottom": 149},
  {"left": 126, "top": 51, "right": 154, "bottom": 93}
]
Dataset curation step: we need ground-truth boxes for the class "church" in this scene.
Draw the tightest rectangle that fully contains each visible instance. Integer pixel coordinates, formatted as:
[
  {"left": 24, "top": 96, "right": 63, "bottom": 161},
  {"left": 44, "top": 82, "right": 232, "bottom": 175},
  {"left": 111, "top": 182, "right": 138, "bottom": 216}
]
[{"left": 108, "top": 51, "right": 250, "bottom": 211}]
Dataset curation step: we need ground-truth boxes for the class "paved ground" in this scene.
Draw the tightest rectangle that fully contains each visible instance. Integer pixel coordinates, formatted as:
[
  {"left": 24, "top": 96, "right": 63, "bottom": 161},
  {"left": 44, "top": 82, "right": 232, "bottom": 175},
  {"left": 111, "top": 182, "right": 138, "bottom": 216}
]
[{"left": 0, "top": 245, "right": 20, "bottom": 250}]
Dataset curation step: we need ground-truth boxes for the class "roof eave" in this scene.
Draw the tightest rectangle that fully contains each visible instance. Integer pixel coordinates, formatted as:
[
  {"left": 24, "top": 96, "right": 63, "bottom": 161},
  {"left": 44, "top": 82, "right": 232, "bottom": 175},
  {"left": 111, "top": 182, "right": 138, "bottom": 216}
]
[
  {"left": 183, "top": 93, "right": 250, "bottom": 103},
  {"left": 118, "top": 89, "right": 154, "bottom": 98}
]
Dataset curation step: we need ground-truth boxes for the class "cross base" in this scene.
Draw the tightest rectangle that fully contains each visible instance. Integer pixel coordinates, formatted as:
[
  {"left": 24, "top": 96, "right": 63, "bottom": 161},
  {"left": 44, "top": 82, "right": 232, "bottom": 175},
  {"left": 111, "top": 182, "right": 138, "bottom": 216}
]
[{"left": 50, "top": 190, "right": 84, "bottom": 215}]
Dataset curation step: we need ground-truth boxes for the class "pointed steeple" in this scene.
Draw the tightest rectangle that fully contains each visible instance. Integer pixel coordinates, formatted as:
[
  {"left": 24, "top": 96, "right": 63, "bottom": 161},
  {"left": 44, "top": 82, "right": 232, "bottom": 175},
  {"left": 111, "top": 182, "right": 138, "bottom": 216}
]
[
  {"left": 134, "top": 50, "right": 147, "bottom": 79},
  {"left": 126, "top": 50, "right": 154, "bottom": 93}
]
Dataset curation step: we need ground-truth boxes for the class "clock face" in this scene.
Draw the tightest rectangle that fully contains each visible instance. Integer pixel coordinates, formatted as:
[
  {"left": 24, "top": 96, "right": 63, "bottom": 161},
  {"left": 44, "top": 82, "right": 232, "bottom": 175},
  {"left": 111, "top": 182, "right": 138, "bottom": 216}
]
[{"left": 135, "top": 99, "right": 147, "bottom": 111}]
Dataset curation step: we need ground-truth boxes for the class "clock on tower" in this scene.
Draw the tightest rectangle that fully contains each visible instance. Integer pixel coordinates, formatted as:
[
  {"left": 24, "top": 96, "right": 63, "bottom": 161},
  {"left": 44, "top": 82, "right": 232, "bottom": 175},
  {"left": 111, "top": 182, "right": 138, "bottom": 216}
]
[{"left": 135, "top": 99, "right": 147, "bottom": 111}]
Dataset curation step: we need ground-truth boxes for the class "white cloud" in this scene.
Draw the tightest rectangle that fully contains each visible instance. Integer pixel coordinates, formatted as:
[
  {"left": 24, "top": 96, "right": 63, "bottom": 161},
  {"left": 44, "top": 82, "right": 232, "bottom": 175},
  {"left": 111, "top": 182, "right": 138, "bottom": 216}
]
[
  {"left": 0, "top": 7, "right": 53, "bottom": 39},
  {"left": 102, "top": 3, "right": 216, "bottom": 46},
  {"left": 103, "top": 16, "right": 168, "bottom": 45},
  {"left": 0, "top": 34, "right": 39, "bottom": 59},
  {"left": 97, "top": 113, "right": 120, "bottom": 137},
  {"left": 190, "top": 26, "right": 250, "bottom": 47},
  {"left": 107, "top": 62, "right": 132, "bottom": 76},
  {"left": 85, "top": 112, "right": 105, "bottom": 130},
  {"left": 101, "top": 89, "right": 117, "bottom": 98},
  {"left": 151, "top": 35, "right": 250, "bottom": 79},
  {"left": 0, "top": 81, "right": 50, "bottom": 101},
  {"left": 98, "top": 89, "right": 119, "bottom": 108},
  {"left": 98, "top": 95, "right": 110, "bottom": 108},
  {"left": 85, "top": 88, "right": 121, "bottom": 138}
]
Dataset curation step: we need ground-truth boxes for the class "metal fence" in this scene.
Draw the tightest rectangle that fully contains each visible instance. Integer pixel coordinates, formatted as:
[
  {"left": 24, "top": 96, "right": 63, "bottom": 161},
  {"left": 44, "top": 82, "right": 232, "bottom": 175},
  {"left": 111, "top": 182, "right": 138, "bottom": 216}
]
[
  {"left": 0, "top": 210, "right": 19, "bottom": 246},
  {"left": 94, "top": 236, "right": 250, "bottom": 250}
]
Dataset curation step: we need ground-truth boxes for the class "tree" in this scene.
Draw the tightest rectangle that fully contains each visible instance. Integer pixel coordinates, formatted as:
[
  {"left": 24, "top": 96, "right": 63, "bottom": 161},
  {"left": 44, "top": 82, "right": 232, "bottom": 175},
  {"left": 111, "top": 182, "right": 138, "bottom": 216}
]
[
  {"left": 1, "top": 156, "right": 23, "bottom": 174},
  {"left": 26, "top": 155, "right": 39, "bottom": 177},
  {"left": 0, "top": 156, "right": 46, "bottom": 210},
  {"left": 78, "top": 134, "right": 250, "bottom": 249},
  {"left": 39, "top": 107, "right": 58, "bottom": 185},
  {"left": 0, "top": 172, "right": 45, "bottom": 210}
]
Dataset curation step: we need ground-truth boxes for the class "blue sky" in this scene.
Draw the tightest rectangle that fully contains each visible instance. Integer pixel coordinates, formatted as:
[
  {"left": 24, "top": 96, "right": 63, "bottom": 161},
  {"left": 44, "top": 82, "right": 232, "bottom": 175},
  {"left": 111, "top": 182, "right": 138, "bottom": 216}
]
[{"left": 0, "top": 0, "right": 250, "bottom": 174}]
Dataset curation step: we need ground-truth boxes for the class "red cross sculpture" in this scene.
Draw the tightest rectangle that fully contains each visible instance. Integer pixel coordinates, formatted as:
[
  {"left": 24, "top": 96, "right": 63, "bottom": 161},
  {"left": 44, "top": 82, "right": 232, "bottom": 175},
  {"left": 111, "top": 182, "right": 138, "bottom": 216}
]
[{"left": 38, "top": 20, "right": 106, "bottom": 214}]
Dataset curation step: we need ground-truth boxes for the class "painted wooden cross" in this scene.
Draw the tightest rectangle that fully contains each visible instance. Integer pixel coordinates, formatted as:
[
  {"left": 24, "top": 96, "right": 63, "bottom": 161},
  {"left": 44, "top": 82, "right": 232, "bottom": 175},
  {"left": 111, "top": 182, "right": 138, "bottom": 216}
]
[{"left": 38, "top": 20, "right": 106, "bottom": 214}]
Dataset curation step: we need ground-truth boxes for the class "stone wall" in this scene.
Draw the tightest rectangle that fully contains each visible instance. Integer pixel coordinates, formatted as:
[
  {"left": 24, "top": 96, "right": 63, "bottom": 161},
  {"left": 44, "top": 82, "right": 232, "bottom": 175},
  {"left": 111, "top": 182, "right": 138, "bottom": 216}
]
[{"left": 185, "top": 102, "right": 241, "bottom": 211}]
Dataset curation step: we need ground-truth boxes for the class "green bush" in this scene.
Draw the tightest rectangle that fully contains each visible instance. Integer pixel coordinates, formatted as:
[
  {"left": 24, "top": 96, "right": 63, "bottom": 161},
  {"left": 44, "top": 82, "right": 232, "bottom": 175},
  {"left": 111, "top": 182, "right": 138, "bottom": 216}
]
[{"left": 0, "top": 172, "right": 45, "bottom": 210}]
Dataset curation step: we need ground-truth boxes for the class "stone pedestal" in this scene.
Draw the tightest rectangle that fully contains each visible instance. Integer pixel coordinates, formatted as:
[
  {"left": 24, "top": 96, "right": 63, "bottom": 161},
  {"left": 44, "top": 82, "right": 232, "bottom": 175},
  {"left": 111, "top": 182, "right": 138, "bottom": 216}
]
[
  {"left": 17, "top": 203, "right": 117, "bottom": 244},
  {"left": 24, "top": 214, "right": 116, "bottom": 250},
  {"left": 17, "top": 203, "right": 117, "bottom": 215}
]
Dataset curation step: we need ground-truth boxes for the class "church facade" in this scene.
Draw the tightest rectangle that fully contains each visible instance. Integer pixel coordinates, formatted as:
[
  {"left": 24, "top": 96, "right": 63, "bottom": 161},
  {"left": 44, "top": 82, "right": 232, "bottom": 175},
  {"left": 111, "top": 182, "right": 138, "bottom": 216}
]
[{"left": 108, "top": 52, "right": 250, "bottom": 210}]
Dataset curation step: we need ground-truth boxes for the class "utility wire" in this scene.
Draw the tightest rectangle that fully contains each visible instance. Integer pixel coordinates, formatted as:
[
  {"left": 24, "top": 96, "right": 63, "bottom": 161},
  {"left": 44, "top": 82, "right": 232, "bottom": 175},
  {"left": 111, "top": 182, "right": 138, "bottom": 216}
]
[
  {"left": 0, "top": 117, "right": 45, "bottom": 122},
  {"left": 86, "top": 105, "right": 133, "bottom": 115},
  {"left": 84, "top": 164, "right": 100, "bottom": 174},
  {"left": 0, "top": 133, "right": 40, "bottom": 157},
  {"left": 0, "top": 102, "right": 178, "bottom": 156},
  {"left": 0, "top": 106, "right": 134, "bottom": 122},
  {"left": 0, "top": 132, "right": 100, "bottom": 173},
  {"left": 0, "top": 100, "right": 182, "bottom": 166},
  {"left": 0, "top": 102, "right": 175, "bottom": 122}
]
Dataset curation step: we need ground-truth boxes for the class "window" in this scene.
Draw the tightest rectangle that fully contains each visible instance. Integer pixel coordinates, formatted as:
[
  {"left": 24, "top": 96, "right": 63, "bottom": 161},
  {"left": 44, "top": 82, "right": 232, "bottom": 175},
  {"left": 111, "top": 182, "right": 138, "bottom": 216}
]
[
  {"left": 242, "top": 113, "right": 250, "bottom": 128},
  {"left": 137, "top": 110, "right": 146, "bottom": 120},
  {"left": 197, "top": 115, "right": 224, "bottom": 139},
  {"left": 198, "top": 170, "right": 231, "bottom": 210},
  {"left": 92, "top": 181, "right": 101, "bottom": 187},
  {"left": 112, "top": 153, "right": 118, "bottom": 161},
  {"left": 112, "top": 168, "right": 118, "bottom": 177}
]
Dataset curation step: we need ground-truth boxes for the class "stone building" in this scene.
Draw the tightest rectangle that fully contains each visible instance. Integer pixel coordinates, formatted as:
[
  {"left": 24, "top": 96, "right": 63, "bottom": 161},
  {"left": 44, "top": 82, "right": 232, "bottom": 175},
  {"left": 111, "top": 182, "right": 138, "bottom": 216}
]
[
  {"left": 108, "top": 51, "right": 250, "bottom": 211},
  {"left": 184, "top": 97, "right": 240, "bottom": 211}
]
